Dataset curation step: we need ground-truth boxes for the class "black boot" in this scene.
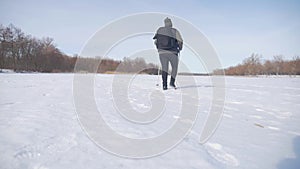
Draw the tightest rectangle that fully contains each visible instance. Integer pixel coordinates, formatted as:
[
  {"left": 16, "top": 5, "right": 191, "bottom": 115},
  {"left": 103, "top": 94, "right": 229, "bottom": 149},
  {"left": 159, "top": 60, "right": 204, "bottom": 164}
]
[
  {"left": 162, "top": 71, "right": 168, "bottom": 90},
  {"left": 170, "top": 77, "right": 176, "bottom": 88}
]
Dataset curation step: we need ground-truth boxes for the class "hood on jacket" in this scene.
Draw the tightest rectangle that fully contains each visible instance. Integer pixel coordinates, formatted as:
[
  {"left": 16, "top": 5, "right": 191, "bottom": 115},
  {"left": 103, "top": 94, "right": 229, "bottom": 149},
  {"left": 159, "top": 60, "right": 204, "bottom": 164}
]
[{"left": 164, "top": 17, "right": 173, "bottom": 28}]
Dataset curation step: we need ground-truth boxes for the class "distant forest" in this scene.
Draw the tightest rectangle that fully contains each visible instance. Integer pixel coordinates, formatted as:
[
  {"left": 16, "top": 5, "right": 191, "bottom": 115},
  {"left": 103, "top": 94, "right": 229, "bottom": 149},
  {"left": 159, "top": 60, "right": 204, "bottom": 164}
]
[
  {"left": 214, "top": 54, "right": 300, "bottom": 76},
  {"left": 0, "top": 24, "right": 158, "bottom": 74},
  {"left": 0, "top": 24, "right": 299, "bottom": 75}
]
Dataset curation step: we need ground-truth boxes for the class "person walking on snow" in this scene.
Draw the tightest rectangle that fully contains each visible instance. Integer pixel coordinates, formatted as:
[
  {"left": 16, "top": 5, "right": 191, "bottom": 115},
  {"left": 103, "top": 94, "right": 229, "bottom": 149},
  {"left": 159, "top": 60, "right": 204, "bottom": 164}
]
[{"left": 153, "top": 17, "right": 183, "bottom": 90}]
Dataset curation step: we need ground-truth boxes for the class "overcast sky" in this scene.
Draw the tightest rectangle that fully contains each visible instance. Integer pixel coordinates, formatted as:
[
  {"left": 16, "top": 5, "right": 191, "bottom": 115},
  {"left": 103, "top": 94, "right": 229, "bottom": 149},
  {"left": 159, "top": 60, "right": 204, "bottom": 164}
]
[{"left": 1, "top": 0, "right": 299, "bottom": 72}]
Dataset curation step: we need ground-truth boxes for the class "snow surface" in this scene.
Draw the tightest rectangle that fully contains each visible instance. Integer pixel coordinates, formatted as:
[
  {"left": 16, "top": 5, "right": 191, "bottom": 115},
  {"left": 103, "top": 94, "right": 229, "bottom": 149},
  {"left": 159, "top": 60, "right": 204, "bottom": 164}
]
[{"left": 0, "top": 74, "right": 300, "bottom": 169}]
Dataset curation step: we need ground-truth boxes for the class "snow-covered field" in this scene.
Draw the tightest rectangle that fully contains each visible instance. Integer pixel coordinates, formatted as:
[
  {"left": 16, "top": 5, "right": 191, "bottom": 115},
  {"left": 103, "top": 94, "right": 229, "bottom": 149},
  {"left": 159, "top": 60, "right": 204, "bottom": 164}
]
[{"left": 0, "top": 73, "right": 299, "bottom": 169}]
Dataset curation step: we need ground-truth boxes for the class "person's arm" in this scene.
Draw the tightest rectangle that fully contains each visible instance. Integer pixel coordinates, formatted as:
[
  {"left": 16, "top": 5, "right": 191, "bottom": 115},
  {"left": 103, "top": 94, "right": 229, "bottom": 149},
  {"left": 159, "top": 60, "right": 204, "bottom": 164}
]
[
  {"left": 153, "top": 27, "right": 161, "bottom": 40},
  {"left": 176, "top": 30, "right": 183, "bottom": 51},
  {"left": 153, "top": 28, "right": 160, "bottom": 48},
  {"left": 153, "top": 33, "right": 157, "bottom": 47},
  {"left": 153, "top": 33, "right": 157, "bottom": 39}
]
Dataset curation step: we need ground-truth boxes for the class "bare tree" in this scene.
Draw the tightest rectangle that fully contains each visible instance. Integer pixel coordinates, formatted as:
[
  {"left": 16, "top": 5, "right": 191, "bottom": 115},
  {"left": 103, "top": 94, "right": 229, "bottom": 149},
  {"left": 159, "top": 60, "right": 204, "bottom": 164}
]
[
  {"left": 273, "top": 55, "right": 284, "bottom": 75},
  {"left": 242, "top": 53, "right": 262, "bottom": 75}
]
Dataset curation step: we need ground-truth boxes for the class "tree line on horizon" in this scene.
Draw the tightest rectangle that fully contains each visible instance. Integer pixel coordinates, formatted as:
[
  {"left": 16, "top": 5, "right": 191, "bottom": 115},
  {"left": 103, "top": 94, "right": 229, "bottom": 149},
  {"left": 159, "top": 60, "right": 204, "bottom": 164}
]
[
  {"left": 214, "top": 53, "right": 300, "bottom": 76},
  {"left": 0, "top": 24, "right": 158, "bottom": 74},
  {"left": 1, "top": 24, "right": 299, "bottom": 76}
]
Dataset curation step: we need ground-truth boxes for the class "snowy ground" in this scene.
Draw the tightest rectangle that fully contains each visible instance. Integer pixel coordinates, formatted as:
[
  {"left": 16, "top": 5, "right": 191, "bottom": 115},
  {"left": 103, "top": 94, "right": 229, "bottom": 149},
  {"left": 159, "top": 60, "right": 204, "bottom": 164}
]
[{"left": 0, "top": 73, "right": 299, "bottom": 169}]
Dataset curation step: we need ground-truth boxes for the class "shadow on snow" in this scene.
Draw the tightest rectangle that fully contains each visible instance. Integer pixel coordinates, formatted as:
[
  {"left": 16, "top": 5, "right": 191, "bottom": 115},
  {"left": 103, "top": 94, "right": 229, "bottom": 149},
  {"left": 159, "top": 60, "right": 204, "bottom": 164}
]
[{"left": 277, "top": 136, "right": 300, "bottom": 169}]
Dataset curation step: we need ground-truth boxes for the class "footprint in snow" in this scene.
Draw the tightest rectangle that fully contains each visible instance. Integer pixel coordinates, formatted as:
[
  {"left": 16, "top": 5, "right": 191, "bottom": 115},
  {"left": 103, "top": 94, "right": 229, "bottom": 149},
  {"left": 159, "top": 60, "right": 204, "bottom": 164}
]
[
  {"left": 204, "top": 142, "right": 239, "bottom": 167},
  {"left": 13, "top": 134, "right": 77, "bottom": 169},
  {"left": 250, "top": 115, "right": 263, "bottom": 119},
  {"left": 267, "top": 126, "right": 280, "bottom": 131}
]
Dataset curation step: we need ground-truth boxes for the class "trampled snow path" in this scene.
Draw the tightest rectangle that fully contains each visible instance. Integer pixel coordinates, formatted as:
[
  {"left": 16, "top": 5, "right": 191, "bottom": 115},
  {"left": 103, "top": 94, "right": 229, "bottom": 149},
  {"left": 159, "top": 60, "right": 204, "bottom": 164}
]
[{"left": 0, "top": 74, "right": 299, "bottom": 169}]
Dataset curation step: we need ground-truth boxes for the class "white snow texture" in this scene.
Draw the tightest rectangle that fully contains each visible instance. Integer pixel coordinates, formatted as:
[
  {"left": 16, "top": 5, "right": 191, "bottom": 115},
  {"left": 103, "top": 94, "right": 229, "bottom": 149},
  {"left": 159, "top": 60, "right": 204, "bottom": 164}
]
[{"left": 0, "top": 73, "right": 300, "bottom": 169}]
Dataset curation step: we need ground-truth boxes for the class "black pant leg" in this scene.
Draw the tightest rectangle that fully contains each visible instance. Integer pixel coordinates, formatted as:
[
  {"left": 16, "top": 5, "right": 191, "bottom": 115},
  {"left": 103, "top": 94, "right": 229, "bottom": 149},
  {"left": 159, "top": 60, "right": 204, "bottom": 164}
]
[{"left": 159, "top": 53, "right": 169, "bottom": 87}]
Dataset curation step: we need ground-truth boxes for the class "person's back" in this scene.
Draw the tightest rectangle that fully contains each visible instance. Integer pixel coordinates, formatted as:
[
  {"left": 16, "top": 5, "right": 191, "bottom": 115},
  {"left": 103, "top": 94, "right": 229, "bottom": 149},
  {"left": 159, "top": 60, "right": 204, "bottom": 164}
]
[
  {"left": 153, "top": 18, "right": 183, "bottom": 53},
  {"left": 153, "top": 17, "right": 183, "bottom": 90},
  {"left": 155, "top": 27, "right": 178, "bottom": 52}
]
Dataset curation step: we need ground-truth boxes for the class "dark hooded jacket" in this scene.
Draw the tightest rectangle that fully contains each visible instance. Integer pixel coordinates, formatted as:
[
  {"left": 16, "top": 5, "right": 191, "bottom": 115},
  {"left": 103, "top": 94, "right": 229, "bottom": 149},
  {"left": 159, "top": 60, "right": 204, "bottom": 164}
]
[{"left": 153, "top": 18, "right": 183, "bottom": 53}]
